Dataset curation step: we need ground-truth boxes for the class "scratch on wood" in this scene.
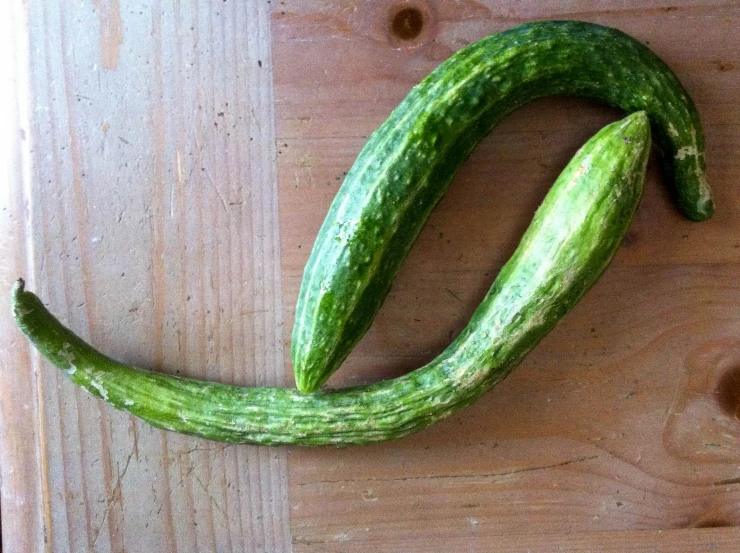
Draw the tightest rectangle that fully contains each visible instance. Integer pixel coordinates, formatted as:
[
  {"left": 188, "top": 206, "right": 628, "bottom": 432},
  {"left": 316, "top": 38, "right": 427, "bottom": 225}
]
[
  {"left": 91, "top": 447, "right": 134, "bottom": 547},
  {"left": 299, "top": 455, "right": 600, "bottom": 486},
  {"left": 445, "top": 288, "right": 462, "bottom": 301},
  {"left": 180, "top": 444, "right": 234, "bottom": 456},
  {"left": 192, "top": 471, "right": 228, "bottom": 519},
  {"left": 130, "top": 418, "right": 139, "bottom": 460},
  {"left": 173, "top": 149, "right": 184, "bottom": 218},
  {"left": 204, "top": 167, "right": 228, "bottom": 213}
]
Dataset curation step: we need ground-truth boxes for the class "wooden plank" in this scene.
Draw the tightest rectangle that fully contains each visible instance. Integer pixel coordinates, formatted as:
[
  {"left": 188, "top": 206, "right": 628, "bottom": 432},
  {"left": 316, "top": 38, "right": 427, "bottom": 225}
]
[
  {"left": 293, "top": 527, "right": 740, "bottom": 553},
  {"left": 4, "top": 0, "right": 740, "bottom": 551},
  {"left": 1, "top": 0, "right": 290, "bottom": 551},
  {"left": 273, "top": 1, "right": 740, "bottom": 551},
  {"left": 0, "top": 2, "right": 44, "bottom": 551}
]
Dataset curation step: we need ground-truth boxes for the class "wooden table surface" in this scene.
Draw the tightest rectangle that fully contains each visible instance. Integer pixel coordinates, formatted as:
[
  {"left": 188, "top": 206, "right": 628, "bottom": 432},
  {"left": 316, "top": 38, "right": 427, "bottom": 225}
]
[{"left": 2, "top": 1, "right": 739, "bottom": 551}]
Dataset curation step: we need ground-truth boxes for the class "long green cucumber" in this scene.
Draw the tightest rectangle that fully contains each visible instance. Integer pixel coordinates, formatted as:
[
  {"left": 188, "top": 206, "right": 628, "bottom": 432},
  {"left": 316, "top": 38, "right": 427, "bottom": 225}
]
[
  {"left": 292, "top": 20, "right": 711, "bottom": 393},
  {"left": 12, "top": 113, "right": 649, "bottom": 446}
]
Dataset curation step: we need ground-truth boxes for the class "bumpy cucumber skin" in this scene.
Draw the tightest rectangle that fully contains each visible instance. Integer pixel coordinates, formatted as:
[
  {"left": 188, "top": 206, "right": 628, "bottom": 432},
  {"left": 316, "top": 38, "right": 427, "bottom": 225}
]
[
  {"left": 13, "top": 113, "right": 650, "bottom": 446},
  {"left": 292, "top": 20, "right": 711, "bottom": 394}
]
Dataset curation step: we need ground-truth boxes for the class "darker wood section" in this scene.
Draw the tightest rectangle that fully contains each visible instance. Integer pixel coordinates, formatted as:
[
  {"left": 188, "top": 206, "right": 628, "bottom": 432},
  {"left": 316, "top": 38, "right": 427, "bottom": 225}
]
[{"left": 273, "top": 1, "right": 740, "bottom": 551}]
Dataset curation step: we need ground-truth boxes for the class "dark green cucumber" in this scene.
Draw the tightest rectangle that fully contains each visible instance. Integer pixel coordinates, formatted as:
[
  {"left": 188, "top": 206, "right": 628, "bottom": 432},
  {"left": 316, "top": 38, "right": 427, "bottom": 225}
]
[
  {"left": 292, "top": 20, "right": 711, "bottom": 393},
  {"left": 13, "top": 113, "right": 649, "bottom": 446}
]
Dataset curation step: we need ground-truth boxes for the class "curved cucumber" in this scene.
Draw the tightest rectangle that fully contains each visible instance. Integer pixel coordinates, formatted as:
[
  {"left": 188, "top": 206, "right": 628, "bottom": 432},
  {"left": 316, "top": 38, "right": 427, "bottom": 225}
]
[
  {"left": 13, "top": 113, "right": 650, "bottom": 446},
  {"left": 292, "top": 20, "right": 711, "bottom": 393}
]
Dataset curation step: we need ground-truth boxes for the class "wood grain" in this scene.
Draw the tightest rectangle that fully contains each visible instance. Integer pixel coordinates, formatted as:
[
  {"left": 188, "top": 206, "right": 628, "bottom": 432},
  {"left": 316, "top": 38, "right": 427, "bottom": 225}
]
[
  {"left": 0, "top": 2, "right": 45, "bottom": 551},
  {"left": 3, "top": 0, "right": 740, "bottom": 552},
  {"left": 273, "top": 1, "right": 740, "bottom": 551},
  {"left": 2, "top": 0, "right": 290, "bottom": 551},
  {"left": 292, "top": 527, "right": 740, "bottom": 553}
]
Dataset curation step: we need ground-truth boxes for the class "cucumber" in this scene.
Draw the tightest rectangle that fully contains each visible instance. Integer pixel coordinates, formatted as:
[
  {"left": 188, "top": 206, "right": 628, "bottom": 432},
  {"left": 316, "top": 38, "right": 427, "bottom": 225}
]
[
  {"left": 292, "top": 20, "right": 712, "bottom": 393},
  {"left": 12, "top": 113, "right": 650, "bottom": 446}
]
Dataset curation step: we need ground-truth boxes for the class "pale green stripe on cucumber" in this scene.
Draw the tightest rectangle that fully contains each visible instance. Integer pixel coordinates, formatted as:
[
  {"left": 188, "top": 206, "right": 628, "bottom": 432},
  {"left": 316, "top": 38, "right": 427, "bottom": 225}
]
[{"left": 13, "top": 112, "right": 650, "bottom": 446}]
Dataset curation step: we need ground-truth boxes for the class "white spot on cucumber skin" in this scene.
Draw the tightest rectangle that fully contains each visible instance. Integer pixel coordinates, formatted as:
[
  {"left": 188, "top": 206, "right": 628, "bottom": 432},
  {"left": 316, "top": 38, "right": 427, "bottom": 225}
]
[
  {"left": 90, "top": 379, "right": 109, "bottom": 401},
  {"left": 58, "top": 342, "right": 76, "bottom": 365},
  {"left": 668, "top": 122, "right": 679, "bottom": 138},
  {"left": 123, "top": 399, "right": 134, "bottom": 406},
  {"left": 16, "top": 306, "right": 34, "bottom": 317},
  {"left": 696, "top": 170, "right": 711, "bottom": 200},
  {"left": 675, "top": 146, "right": 698, "bottom": 160}
]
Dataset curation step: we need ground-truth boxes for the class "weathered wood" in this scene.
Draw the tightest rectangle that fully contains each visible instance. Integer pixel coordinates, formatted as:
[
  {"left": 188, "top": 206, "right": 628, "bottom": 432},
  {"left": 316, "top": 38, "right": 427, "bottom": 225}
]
[
  {"left": 0, "top": 3, "right": 45, "bottom": 551},
  {"left": 2, "top": 0, "right": 289, "bottom": 551}
]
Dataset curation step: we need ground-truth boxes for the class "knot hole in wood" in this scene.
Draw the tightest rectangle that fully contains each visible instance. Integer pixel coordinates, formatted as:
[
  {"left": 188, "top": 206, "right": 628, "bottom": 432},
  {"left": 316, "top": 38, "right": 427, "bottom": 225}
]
[{"left": 387, "top": 2, "right": 433, "bottom": 47}]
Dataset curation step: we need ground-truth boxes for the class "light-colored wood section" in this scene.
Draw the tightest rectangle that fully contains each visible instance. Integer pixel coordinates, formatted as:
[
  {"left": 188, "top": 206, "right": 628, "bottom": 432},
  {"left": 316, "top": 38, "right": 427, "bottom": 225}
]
[
  {"left": 273, "top": 1, "right": 740, "bottom": 551},
  {"left": 0, "top": 2, "right": 44, "bottom": 552},
  {"left": 1, "top": 0, "right": 289, "bottom": 551}
]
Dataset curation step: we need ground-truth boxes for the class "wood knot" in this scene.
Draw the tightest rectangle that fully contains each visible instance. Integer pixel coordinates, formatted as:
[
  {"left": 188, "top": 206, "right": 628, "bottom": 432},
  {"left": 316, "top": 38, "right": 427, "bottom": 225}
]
[
  {"left": 387, "top": 2, "right": 433, "bottom": 47},
  {"left": 391, "top": 7, "right": 424, "bottom": 40},
  {"left": 714, "top": 365, "right": 740, "bottom": 420}
]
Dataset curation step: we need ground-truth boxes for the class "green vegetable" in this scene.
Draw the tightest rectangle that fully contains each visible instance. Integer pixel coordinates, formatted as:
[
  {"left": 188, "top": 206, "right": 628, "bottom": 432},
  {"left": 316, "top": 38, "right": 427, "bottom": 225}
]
[
  {"left": 13, "top": 113, "right": 650, "bottom": 446},
  {"left": 292, "top": 20, "right": 712, "bottom": 394}
]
